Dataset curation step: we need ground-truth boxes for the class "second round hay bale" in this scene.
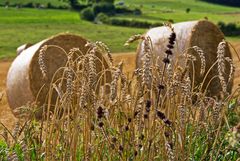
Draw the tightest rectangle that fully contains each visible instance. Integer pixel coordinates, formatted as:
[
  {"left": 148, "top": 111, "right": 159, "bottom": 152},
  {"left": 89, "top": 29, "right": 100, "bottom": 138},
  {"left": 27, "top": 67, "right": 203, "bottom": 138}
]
[
  {"left": 136, "top": 20, "right": 232, "bottom": 97},
  {"left": 7, "top": 33, "right": 111, "bottom": 117}
]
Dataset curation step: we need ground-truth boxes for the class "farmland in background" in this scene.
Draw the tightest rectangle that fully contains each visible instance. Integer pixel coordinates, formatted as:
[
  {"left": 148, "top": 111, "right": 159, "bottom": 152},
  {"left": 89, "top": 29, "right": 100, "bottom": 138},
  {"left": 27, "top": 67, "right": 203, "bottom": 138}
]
[{"left": 0, "top": 0, "right": 239, "bottom": 59}]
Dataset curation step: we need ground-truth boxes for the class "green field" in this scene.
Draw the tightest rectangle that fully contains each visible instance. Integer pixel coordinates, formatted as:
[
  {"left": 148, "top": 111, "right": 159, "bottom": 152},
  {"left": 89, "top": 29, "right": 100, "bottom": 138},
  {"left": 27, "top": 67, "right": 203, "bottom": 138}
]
[
  {"left": 0, "top": 0, "right": 69, "bottom": 7},
  {"left": 121, "top": 0, "right": 240, "bottom": 23},
  {"left": 0, "top": 7, "right": 144, "bottom": 59},
  {"left": 0, "top": 0, "right": 240, "bottom": 59}
]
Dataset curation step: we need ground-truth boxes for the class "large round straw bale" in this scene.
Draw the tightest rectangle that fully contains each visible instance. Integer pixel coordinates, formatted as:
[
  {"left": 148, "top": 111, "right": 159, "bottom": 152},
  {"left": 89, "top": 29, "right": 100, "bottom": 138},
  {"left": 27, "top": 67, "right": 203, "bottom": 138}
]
[
  {"left": 136, "top": 20, "right": 232, "bottom": 97},
  {"left": 7, "top": 33, "right": 110, "bottom": 117}
]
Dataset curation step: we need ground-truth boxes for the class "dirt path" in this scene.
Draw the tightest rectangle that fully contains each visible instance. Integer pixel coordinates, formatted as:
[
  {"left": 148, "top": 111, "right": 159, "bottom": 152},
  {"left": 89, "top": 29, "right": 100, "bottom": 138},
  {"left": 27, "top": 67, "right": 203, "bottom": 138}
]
[
  {"left": 0, "top": 43, "right": 240, "bottom": 131},
  {"left": 0, "top": 61, "right": 17, "bottom": 131}
]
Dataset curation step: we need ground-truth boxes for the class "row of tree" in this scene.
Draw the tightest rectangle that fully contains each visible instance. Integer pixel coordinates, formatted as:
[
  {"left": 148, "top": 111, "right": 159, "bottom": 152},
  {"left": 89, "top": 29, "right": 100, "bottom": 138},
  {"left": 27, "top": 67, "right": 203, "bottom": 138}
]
[
  {"left": 200, "top": 0, "right": 240, "bottom": 7},
  {"left": 69, "top": 0, "right": 115, "bottom": 10}
]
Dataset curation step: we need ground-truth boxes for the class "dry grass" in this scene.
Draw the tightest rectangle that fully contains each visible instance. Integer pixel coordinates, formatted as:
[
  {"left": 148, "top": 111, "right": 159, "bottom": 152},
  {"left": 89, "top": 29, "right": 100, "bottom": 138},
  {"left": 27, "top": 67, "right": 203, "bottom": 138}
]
[{"left": 0, "top": 34, "right": 240, "bottom": 160}]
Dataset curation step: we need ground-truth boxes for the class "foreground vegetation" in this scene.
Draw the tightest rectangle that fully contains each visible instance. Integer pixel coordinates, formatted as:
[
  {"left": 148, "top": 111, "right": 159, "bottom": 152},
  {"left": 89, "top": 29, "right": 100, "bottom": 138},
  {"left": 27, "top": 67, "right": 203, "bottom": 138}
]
[{"left": 0, "top": 27, "right": 240, "bottom": 160}]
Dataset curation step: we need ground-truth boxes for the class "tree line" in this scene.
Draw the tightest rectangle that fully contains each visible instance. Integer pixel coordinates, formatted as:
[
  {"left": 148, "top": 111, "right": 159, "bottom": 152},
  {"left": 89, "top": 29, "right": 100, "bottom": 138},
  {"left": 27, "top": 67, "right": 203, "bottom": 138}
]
[{"left": 200, "top": 0, "right": 240, "bottom": 7}]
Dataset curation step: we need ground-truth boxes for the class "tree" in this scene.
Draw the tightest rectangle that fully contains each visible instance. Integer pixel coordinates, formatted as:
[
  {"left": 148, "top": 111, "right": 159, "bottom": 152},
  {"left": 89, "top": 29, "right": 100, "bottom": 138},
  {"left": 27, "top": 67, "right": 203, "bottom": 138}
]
[
  {"left": 69, "top": 0, "right": 80, "bottom": 9},
  {"left": 88, "top": 0, "right": 114, "bottom": 4}
]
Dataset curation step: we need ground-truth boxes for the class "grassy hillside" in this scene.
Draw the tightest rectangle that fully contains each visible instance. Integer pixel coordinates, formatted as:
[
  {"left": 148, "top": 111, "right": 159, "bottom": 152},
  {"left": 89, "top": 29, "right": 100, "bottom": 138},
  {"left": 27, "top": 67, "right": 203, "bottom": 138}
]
[
  {"left": 0, "top": 7, "right": 144, "bottom": 59},
  {"left": 126, "top": 0, "right": 240, "bottom": 13},
  {"left": 0, "top": 0, "right": 69, "bottom": 7},
  {"left": 0, "top": 0, "right": 240, "bottom": 59},
  {"left": 117, "top": 0, "right": 240, "bottom": 24}
]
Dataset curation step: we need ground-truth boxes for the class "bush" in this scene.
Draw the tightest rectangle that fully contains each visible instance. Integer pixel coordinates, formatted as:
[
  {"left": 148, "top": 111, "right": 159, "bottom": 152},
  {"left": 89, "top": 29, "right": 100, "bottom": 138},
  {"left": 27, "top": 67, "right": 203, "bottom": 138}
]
[
  {"left": 110, "top": 18, "right": 162, "bottom": 28},
  {"left": 186, "top": 8, "right": 191, "bottom": 13},
  {"left": 92, "top": 2, "right": 115, "bottom": 16},
  {"left": 47, "top": 2, "right": 54, "bottom": 9},
  {"left": 80, "top": 7, "right": 95, "bottom": 21},
  {"left": 200, "top": 0, "right": 240, "bottom": 7},
  {"left": 115, "top": 6, "right": 134, "bottom": 14},
  {"left": 22, "top": 2, "right": 34, "bottom": 8},
  {"left": 133, "top": 8, "right": 142, "bottom": 15},
  {"left": 95, "top": 12, "right": 110, "bottom": 24},
  {"left": 218, "top": 21, "right": 240, "bottom": 36},
  {"left": 115, "top": 6, "right": 142, "bottom": 15}
]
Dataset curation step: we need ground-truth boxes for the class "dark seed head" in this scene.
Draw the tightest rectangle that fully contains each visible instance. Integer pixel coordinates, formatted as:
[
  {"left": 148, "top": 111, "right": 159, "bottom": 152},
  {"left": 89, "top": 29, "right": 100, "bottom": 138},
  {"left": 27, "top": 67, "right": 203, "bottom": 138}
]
[
  {"left": 165, "top": 49, "right": 173, "bottom": 55},
  {"left": 144, "top": 113, "right": 148, "bottom": 119},
  {"left": 164, "top": 119, "right": 172, "bottom": 126},
  {"left": 97, "top": 106, "right": 104, "bottom": 119},
  {"left": 167, "top": 44, "right": 174, "bottom": 49},
  {"left": 169, "top": 32, "right": 176, "bottom": 42},
  {"left": 125, "top": 126, "right": 129, "bottom": 131},
  {"left": 156, "top": 111, "right": 166, "bottom": 120},
  {"left": 164, "top": 131, "right": 170, "bottom": 138},
  {"left": 138, "top": 144, "right": 143, "bottom": 148},
  {"left": 139, "top": 134, "right": 144, "bottom": 140},
  {"left": 98, "top": 122, "right": 104, "bottom": 127},
  {"left": 112, "top": 137, "right": 117, "bottom": 143},
  {"left": 158, "top": 84, "right": 165, "bottom": 90},
  {"left": 119, "top": 145, "right": 124, "bottom": 151},
  {"left": 134, "top": 150, "right": 138, "bottom": 156},
  {"left": 146, "top": 100, "right": 151, "bottom": 109},
  {"left": 169, "top": 40, "right": 175, "bottom": 45},
  {"left": 163, "top": 57, "right": 170, "bottom": 64},
  {"left": 128, "top": 118, "right": 132, "bottom": 123}
]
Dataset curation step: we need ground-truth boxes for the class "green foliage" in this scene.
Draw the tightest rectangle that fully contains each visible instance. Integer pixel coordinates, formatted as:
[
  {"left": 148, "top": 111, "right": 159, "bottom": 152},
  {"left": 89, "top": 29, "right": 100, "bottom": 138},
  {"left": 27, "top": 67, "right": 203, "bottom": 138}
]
[
  {"left": 200, "top": 0, "right": 240, "bottom": 7},
  {"left": 68, "top": 0, "right": 88, "bottom": 10},
  {"left": 218, "top": 22, "right": 240, "bottom": 36},
  {"left": 0, "top": 0, "right": 69, "bottom": 8},
  {"left": 115, "top": 6, "right": 134, "bottom": 14},
  {"left": 92, "top": 2, "right": 115, "bottom": 16},
  {"left": 95, "top": 12, "right": 110, "bottom": 23},
  {"left": 80, "top": 7, "right": 95, "bottom": 21},
  {"left": 186, "top": 8, "right": 191, "bottom": 13},
  {"left": 110, "top": 18, "right": 163, "bottom": 28},
  {"left": 0, "top": 8, "right": 143, "bottom": 58},
  {"left": 89, "top": 0, "right": 114, "bottom": 3},
  {"left": 0, "top": 140, "right": 8, "bottom": 160}
]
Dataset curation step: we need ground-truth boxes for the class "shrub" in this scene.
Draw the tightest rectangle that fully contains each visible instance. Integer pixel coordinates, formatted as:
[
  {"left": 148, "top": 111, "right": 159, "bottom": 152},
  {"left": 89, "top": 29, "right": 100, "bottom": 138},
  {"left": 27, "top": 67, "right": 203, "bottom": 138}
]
[
  {"left": 80, "top": 7, "right": 95, "bottom": 21},
  {"left": 110, "top": 18, "right": 162, "bottom": 28},
  {"left": 186, "top": 8, "right": 191, "bottom": 13},
  {"left": 218, "top": 21, "right": 240, "bottom": 36},
  {"left": 133, "top": 8, "right": 142, "bottom": 15},
  {"left": 95, "top": 12, "right": 110, "bottom": 24},
  {"left": 22, "top": 2, "right": 34, "bottom": 8},
  {"left": 115, "top": 6, "right": 134, "bottom": 14},
  {"left": 47, "top": 2, "right": 54, "bottom": 9},
  {"left": 92, "top": 2, "right": 115, "bottom": 16}
]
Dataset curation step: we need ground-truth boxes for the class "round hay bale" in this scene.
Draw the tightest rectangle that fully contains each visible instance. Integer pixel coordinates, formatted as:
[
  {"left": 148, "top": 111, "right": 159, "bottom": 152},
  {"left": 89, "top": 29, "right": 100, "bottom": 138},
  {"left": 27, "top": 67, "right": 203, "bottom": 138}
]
[
  {"left": 16, "top": 43, "right": 32, "bottom": 56},
  {"left": 7, "top": 33, "right": 110, "bottom": 117},
  {"left": 136, "top": 20, "right": 232, "bottom": 97}
]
